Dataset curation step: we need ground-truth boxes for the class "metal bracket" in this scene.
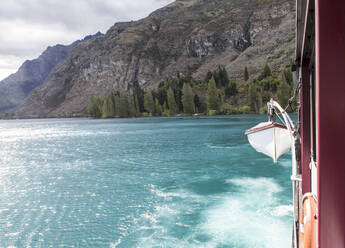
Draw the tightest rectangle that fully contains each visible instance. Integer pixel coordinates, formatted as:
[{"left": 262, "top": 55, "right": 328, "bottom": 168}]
[{"left": 291, "top": 175, "right": 302, "bottom": 182}]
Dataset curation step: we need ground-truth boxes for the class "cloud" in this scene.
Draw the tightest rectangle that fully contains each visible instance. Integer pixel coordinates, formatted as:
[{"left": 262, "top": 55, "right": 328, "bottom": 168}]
[
  {"left": 0, "top": 0, "right": 175, "bottom": 81},
  {"left": 0, "top": 55, "right": 24, "bottom": 80},
  {"left": 0, "top": 20, "right": 81, "bottom": 56}
]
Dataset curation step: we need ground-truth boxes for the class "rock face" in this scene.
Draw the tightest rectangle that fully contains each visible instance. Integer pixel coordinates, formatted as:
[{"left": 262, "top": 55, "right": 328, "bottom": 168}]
[
  {"left": 10, "top": 0, "right": 295, "bottom": 118},
  {"left": 0, "top": 32, "right": 102, "bottom": 113}
]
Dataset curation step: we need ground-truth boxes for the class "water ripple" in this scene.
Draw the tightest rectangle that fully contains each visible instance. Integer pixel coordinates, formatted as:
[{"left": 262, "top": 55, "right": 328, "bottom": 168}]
[{"left": 0, "top": 116, "right": 292, "bottom": 247}]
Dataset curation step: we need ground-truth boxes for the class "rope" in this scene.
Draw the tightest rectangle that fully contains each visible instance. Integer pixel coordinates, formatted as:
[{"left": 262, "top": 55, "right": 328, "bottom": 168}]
[
  {"left": 284, "top": 82, "right": 301, "bottom": 112},
  {"left": 276, "top": 112, "right": 286, "bottom": 125}
]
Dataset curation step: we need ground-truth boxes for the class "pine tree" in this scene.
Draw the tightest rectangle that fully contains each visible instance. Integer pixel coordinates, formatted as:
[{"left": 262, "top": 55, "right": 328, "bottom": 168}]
[
  {"left": 156, "top": 87, "right": 167, "bottom": 105},
  {"left": 194, "top": 95, "right": 201, "bottom": 113},
  {"left": 182, "top": 83, "right": 195, "bottom": 115},
  {"left": 114, "top": 95, "right": 120, "bottom": 117},
  {"left": 109, "top": 93, "right": 117, "bottom": 116},
  {"left": 115, "top": 95, "right": 129, "bottom": 117},
  {"left": 133, "top": 81, "right": 145, "bottom": 112},
  {"left": 277, "top": 74, "right": 292, "bottom": 109},
  {"left": 204, "top": 71, "right": 213, "bottom": 82},
  {"left": 219, "top": 66, "right": 230, "bottom": 87},
  {"left": 155, "top": 99, "right": 162, "bottom": 116},
  {"left": 207, "top": 76, "right": 219, "bottom": 111},
  {"left": 120, "top": 96, "right": 129, "bottom": 117},
  {"left": 144, "top": 91, "right": 155, "bottom": 114},
  {"left": 213, "top": 69, "right": 221, "bottom": 88},
  {"left": 248, "top": 80, "right": 258, "bottom": 112},
  {"left": 225, "top": 82, "right": 238, "bottom": 98},
  {"left": 283, "top": 69, "right": 293, "bottom": 85},
  {"left": 167, "top": 87, "right": 178, "bottom": 115},
  {"left": 128, "top": 94, "right": 137, "bottom": 117},
  {"left": 102, "top": 98, "right": 109, "bottom": 118},
  {"left": 162, "top": 102, "right": 169, "bottom": 116},
  {"left": 260, "top": 63, "right": 272, "bottom": 79},
  {"left": 101, "top": 94, "right": 115, "bottom": 118},
  {"left": 244, "top": 66, "right": 249, "bottom": 81},
  {"left": 176, "top": 88, "right": 183, "bottom": 113},
  {"left": 88, "top": 95, "right": 102, "bottom": 118},
  {"left": 134, "top": 95, "right": 140, "bottom": 115},
  {"left": 257, "top": 88, "right": 262, "bottom": 110}
]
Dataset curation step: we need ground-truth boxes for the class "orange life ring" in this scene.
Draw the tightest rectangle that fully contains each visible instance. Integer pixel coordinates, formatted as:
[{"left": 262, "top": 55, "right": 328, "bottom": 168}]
[{"left": 299, "top": 193, "right": 318, "bottom": 248}]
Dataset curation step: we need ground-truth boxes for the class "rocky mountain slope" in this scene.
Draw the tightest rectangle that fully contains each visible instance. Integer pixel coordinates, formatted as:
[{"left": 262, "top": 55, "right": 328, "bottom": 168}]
[
  {"left": 0, "top": 32, "right": 102, "bottom": 113},
  {"left": 9, "top": 0, "right": 295, "bottom": 118}
]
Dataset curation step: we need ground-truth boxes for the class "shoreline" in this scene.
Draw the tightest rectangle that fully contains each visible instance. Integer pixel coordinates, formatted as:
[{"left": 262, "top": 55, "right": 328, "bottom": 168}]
[{"left": 0, "top": 113, "right": 270, "bottom": 121}]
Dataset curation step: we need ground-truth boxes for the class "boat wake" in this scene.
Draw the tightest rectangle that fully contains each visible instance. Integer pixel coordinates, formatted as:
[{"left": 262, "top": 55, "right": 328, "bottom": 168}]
[{"left": 112, "top": 177, "right": 292, "bottom": 248}]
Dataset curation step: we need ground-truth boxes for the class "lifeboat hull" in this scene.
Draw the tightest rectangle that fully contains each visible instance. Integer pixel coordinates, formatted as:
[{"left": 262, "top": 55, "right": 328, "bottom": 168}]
[{"left": 245, "top": 122, "right": 291, "bottom": 163}]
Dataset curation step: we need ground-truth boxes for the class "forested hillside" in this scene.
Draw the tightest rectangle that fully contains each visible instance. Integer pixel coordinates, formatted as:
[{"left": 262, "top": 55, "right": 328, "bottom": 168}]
[{"left": 87, "top": 63, "right": 295, "bottom": 118}]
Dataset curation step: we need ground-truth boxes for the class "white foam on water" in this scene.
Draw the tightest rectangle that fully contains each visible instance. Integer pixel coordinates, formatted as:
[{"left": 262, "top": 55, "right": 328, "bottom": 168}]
[
  {"left": 140, "top": 212, "right": 158, "bottom": 224},
  {"left": 271, "top": 205, "right": 293, "bottom": 217},
  {"left": 110, "top": 238, "right": 121, "bottom": 248},
  {"left": 205, "top": 143, "right": 249, "bottom": 150},
  {"left": 112, "top": 187, "right": 201, "bottom": 247},
  {"left": 201, "top": 177, "right": 291, "bottom": 248},
  {"left": 4, "top": 232, "right": 20, "bottom": 237},
  {"left": 205, "top": 143, "right": 235, "bottom": 149},
  {"left": 278, "top": 159, "right": 292, "bottom": 168},
  {"left": 206, "top": 144, "right": 227, "bottom": 149},
  {"left": 149, "top": 184, "right": 194, "bottom": 200},
  {"left": 113, "top": 178, "right": 291, "bottom": 248},
  {"left": 228, "top": 177, "right": 283, "bottom": 190}
]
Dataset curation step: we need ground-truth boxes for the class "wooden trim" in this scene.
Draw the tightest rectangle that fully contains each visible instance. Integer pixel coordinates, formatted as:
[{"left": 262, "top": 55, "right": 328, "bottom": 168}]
[{"left": 245, "top": 122, "right": 287, "bottom": 135}]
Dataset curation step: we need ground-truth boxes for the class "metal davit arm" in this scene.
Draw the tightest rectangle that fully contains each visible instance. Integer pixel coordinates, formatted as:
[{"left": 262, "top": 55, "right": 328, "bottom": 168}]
[{"left": 267, "top": 99, "right": 300, "bottom": 248}]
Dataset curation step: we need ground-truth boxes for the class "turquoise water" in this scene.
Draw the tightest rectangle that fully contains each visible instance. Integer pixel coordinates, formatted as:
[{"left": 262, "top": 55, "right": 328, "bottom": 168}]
[{"left": 0, "top": 116, "right": 292, "bottom": 247}]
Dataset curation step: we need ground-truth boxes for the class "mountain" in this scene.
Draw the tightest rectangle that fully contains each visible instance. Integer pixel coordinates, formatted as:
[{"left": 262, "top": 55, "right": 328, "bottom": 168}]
[
  {"left": 0, "top": 32, "right": 102, "bottom": 113},
  {"left": 8, "top": 0, "right": 295, "bottom": 118}
]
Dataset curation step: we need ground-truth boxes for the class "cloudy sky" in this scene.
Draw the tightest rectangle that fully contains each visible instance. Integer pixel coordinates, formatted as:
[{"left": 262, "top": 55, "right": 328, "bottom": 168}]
[{"left": 0, "top": 0, "right": 175, "bottom": 81}]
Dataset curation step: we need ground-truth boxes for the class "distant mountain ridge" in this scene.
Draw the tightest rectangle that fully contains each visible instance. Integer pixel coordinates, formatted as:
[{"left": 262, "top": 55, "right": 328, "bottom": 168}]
[
  {"left": 0, "top": 32, "right": 102, "bottom": 113},
  {"left": 6, "top": 0, "right": 295, "bottom": 118}
]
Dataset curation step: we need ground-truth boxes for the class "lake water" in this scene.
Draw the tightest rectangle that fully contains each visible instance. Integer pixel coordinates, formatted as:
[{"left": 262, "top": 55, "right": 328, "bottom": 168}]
[{"left": 0, "top": 116, "right": 292, "bottom": 247}]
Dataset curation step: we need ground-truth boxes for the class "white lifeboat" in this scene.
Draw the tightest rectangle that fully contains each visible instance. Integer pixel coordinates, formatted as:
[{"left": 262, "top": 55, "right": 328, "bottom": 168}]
[{"left": 245, "top": 121, "right": 291, "bottom": 163}]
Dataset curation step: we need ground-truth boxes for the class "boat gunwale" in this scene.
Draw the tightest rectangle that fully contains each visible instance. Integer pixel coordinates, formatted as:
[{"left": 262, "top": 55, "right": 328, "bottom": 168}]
[{"left": 245, "top": 122, "right": 287, "bottom": 135}]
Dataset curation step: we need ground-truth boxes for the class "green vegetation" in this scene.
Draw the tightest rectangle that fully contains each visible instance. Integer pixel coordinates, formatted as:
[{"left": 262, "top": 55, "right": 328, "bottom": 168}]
[
  {"left": 88, "top": 64, "right": 295, "bottom": 118},
  {"left": 182, "top": 83, "right": 195, "bottom": 115},
  {"left": 248, "top": 80, "right": 260, "bottom": 112},
  {"left": 244, "top": 66, "right": 249, "bottom": 81},
  {"left": 167, "top": 87, "right": 178, "bottom": 116},
  {"left": 207, "top": 76, "right": 219, "bottom": 112},
  {"left": 277, "top": 73, "right": 292, "bottom": 108},
  {"left": 144, "top": 91, "right": 155, "bottom": 115},
  {"left": 88, "top": 96, "right": 102, "bottom": 118},
  {"left": 225, "top": 81, "right": 238, "bottom": 98},
  {"left": 259, "top": 63, "right": 272, "bottom": 80}
]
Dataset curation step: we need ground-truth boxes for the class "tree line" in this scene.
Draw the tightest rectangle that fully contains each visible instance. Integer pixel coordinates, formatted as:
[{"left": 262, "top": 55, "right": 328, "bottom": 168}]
[{"left": 88, "top": 64, "right": 295, "bottom": 118}]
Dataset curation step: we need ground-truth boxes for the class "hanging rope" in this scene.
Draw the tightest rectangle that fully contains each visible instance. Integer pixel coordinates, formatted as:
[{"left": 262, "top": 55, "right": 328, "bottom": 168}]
[
  {"left": 284, "top": 82, "right": 301, "bottom": 112},
  {"left": 267, "top": 99, "right": 287, "bottom": 125},
  {"left": 276, "top": 112, "right": 286, "bottom": 125}
]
